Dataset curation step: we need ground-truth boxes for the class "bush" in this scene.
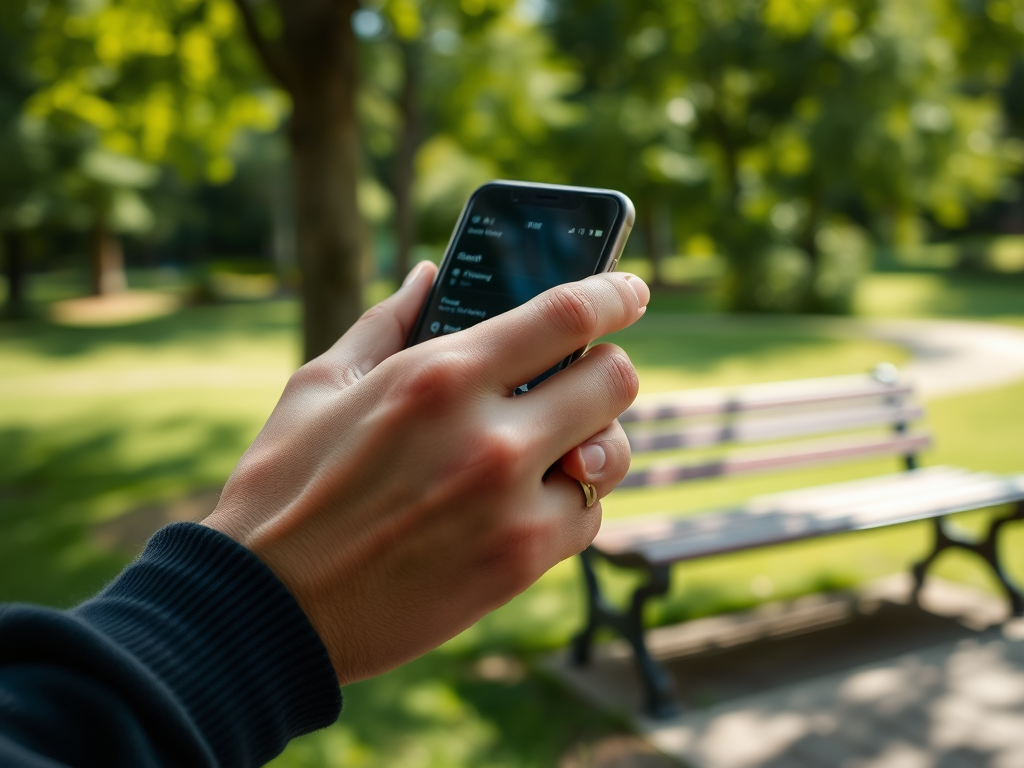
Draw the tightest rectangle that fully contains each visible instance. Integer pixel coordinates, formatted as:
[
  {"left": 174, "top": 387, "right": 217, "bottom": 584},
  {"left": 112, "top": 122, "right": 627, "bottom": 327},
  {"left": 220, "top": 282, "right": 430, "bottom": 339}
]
[{"left": 724, "top": 222, "right": 871, "bottom": 315}]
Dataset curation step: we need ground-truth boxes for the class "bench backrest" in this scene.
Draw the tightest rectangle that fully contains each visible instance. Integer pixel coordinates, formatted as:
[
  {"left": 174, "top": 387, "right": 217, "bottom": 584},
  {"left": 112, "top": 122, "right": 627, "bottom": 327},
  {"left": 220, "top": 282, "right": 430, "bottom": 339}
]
[{"left": 618, "top": 364, "right": 929, "bottom": 490}]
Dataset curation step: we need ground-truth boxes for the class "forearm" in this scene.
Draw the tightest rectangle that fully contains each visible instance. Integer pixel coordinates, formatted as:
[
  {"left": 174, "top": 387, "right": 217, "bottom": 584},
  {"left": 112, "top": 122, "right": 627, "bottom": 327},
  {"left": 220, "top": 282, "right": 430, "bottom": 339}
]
[{"left": 0, "top": 523, "right": 341, "bottom": 768}]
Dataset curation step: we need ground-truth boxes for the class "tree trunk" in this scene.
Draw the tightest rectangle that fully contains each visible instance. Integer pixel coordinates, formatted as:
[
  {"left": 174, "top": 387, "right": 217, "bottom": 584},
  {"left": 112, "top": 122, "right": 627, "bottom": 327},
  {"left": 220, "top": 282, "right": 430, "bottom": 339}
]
[
  {"left": 639, "top": 204, "right": 664, "bottom": 287},
  {"left": 799, "top": 188, "right": 825, "bottom": 312},
  {"left": 277, "top": 0, "right": 364, "bottom": 362},
  {"left": 800, "top": 188, "right": 822, "bottom": 269},
  {"left": 3, "top": 230, "right": 27, "bottom": 317},
  {"left": 392, "top": 39, "right": 420, "bottom": 284},
  {"left": 709, "top": 109, "right": 740, "bottom": 213},
  {"left": 90, "top": 209, "right": 127, "bottom": 296}
]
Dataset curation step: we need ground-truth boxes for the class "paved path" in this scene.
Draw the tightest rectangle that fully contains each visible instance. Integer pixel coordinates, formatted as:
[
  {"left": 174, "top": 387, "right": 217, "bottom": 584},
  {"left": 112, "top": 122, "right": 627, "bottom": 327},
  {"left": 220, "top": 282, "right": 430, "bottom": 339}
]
[
  {"left": 544, "top": 577, "right": 1024, "bottom": 768},
  {"left": 835, "top": 318, "right": 1024, "bottom": 399},
  {"left": 643, "top": 629, "right": 1024, "bottom": 768}
]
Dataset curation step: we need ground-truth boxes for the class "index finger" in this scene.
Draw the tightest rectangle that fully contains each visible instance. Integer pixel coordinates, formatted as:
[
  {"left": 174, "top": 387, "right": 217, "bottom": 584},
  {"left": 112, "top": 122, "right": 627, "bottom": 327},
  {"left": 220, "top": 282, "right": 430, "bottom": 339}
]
[{"left": 462, "top": 273, "right": 650, "bottom": 391}]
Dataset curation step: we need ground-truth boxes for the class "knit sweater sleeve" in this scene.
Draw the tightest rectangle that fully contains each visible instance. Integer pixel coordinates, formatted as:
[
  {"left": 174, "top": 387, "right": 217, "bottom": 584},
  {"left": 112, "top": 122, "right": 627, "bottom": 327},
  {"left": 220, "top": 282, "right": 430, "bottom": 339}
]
[{"left": 0, "top": 522, "right": 342, "bottom": 768}]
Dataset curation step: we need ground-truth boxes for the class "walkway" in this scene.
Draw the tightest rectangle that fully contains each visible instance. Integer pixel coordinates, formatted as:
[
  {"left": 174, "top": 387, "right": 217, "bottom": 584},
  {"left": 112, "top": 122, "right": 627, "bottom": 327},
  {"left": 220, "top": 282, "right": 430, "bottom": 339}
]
[
  {"left": 544, "top": 577, "right": 1024, "bottom": 768},
  {"left": 839, "top": 318, "right": 1024, "bottom": 399}
]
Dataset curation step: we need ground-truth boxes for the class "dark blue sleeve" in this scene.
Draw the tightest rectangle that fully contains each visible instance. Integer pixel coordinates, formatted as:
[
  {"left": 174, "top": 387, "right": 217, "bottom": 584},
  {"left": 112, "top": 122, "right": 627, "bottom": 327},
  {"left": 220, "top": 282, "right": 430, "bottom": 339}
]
[{"left": 0, "top": 523, "right": 342, "bottom": 767}]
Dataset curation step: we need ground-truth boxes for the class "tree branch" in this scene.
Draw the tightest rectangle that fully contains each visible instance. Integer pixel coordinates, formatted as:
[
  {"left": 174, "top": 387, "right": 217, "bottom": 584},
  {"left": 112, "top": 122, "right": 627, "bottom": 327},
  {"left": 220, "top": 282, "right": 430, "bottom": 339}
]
[{"left": 233, "top": 0, "right": 293, "bottom": 93}]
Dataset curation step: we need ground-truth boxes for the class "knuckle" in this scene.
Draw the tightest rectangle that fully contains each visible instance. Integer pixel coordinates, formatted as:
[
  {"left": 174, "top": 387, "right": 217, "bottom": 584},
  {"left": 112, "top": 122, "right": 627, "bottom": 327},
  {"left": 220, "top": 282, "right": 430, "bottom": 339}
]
[
  {"left": 606, "top": 428, "right": 633, "bottom": 478},
  {"left": 602, "top": 350, "right": 640, "bottom": 406},
  {"left": 545, "top": 285, "right": 600, "bottom": 339},
  {"left": 467, "top": 426, "right": 522, "bottom": 481},
  {"left": 613, "top": 274, "right": 640, "bottom": 313},
  {"left": 294, "top": 354, "right": 362, "bottom": 391},
  {"left": 287, "top": 358, "right": 337, "bottom": 391},
  {"left": 357, "top": 302, "right": 391, "bottom": 325},
  {"left": 390, "top": 352, "right": 466, "bottom": 407}
]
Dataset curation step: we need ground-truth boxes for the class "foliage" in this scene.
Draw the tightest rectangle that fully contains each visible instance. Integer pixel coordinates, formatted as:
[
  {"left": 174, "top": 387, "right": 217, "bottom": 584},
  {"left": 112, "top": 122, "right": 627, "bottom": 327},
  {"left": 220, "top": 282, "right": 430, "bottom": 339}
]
[
  {"left": 0, "top": 1, "right": 81, "bottom": 234},
  {"left": 546, "top": 0, "right": 1024, "bottom": 312},
  {"left": 355, "top": 0, "right": 585, "bottom": 264},
  {"left": 6, "top": 0, "right": 1024, "bottom": 313},
  {"left": 27, "top": 0, "right": 284, "bottom": 186},
  {"left": 0, "top": 0, "right": 288, "bottom": 299}
]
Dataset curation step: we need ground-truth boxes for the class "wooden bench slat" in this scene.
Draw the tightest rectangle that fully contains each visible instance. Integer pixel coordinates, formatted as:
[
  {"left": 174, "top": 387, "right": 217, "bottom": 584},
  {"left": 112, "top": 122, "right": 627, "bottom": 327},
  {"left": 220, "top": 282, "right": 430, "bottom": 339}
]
[
  {"left": 640, "top": 480, "right": 1024, "bottom": 567},
  {"left": 620, "top": 375, "right": 913, "bottom": 424},
  {"left": 627, "top": 403, "right": 925, "bottom": 453},
  {"left": 598, "top": 466, "right": 972, "bottom": 553},
  {"left": 619, "top": 432, "right": 931, "bottom": 488},
  {"left": 595, "top": 470, "right": 1024, "bottom": 568},
  {"left": 598, "top": 468, "right": 970, "bottom": 552},
  {"left": 597, "top": 466, "right": 970, "bottom": 555},
  {"left": 831, "top": 474, "right": 1024, "bottom": 526},
  {"left": 657, "top": 473, "right": 1007, "bottom": 546},
  {"left": 742, "top": 465, "right": 975, "bottom": 517},
  {"left": 598, "top": 466, "right": 983, "bottom": 553}
]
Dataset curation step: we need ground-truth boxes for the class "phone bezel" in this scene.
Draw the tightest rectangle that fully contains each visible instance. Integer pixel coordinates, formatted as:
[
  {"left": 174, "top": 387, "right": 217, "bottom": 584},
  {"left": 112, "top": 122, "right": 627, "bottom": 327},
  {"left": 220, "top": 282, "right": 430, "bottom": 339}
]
[{"left": 406, "top": 180, "right": 636, "bottom": 348}]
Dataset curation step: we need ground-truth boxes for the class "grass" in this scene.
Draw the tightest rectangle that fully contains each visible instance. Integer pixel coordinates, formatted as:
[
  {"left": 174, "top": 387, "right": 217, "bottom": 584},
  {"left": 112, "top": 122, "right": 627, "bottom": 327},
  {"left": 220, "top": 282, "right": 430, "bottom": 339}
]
[
  {"left": 1, "top": 266, "right": 1023, "bottom": 766},
  {"left": 855, "top": 270, "right": 1024, "bottom": 320},
  {"left": 0, "top": 300, "right": 299, "bottom": 605}
]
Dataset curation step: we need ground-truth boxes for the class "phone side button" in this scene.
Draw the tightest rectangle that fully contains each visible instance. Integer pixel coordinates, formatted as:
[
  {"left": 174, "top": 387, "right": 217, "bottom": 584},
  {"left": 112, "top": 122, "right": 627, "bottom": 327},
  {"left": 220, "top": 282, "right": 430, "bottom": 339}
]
[{"left": 609, "top": 258, "right": 618, "bottom": 272}]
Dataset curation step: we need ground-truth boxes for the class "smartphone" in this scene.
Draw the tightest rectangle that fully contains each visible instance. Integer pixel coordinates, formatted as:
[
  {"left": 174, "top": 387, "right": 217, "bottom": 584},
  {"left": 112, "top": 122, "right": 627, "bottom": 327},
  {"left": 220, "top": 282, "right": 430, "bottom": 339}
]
[{"left": 407, "top": 180, "right": 635, "bottom": 394}]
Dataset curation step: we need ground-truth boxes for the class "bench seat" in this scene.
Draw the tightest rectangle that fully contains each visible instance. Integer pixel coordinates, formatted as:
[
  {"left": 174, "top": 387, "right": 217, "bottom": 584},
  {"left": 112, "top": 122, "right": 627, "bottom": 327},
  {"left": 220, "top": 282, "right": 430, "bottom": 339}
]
[{"left": 595, "top": 466, "right": 1024, "bottom": 568}]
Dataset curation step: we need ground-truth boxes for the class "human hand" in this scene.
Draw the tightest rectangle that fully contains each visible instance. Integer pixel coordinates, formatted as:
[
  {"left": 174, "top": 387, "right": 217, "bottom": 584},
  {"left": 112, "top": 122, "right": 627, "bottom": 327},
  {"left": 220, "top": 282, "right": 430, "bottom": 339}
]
[{"left": 203, "top": 262, "right": 649, "bottom": 684}]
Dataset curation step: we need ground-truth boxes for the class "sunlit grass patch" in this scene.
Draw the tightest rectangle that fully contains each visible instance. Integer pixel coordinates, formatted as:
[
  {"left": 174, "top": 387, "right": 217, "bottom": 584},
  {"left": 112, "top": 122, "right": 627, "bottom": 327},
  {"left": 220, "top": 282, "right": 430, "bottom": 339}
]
[{"left": 856, "top": 272, "right": 1024, "bottom": 318}]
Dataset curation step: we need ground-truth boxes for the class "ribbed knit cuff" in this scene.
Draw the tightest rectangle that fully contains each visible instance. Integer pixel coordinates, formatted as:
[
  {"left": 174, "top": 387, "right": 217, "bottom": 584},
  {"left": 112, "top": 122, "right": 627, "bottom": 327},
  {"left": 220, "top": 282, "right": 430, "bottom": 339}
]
[{"left": 73, "top": 523, "right": 342, "bottom": 768}]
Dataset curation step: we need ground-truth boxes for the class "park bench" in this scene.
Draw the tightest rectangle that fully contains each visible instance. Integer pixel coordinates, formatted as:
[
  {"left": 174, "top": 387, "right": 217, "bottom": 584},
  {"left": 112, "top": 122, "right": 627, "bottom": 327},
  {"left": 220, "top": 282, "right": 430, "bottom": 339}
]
[{"left": 572, "top": 364, "right": 1024, "bottom": 718}]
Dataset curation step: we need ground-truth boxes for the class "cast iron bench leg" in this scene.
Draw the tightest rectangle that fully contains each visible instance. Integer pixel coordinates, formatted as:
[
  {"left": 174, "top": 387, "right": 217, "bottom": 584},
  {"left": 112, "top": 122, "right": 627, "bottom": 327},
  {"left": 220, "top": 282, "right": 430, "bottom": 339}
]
[
  {"left": 571, "top": 548, "right": 604, "bottom": 667},
  {"left": 625, "top": 565, "right": 678, "bottom": 718},
  {"left": 572, "top": 551, "right": 679, "bottom": 718},
  {"left": 912, "top": 502, "right": 1024, "bottom": 617}
]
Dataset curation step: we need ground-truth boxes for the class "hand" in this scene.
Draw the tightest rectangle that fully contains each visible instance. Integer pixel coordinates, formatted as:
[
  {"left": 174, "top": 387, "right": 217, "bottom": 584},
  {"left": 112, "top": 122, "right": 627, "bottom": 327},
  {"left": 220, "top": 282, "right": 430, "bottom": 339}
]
[{"left": 203, "top": 262, "right": 649, "bottom": 684}]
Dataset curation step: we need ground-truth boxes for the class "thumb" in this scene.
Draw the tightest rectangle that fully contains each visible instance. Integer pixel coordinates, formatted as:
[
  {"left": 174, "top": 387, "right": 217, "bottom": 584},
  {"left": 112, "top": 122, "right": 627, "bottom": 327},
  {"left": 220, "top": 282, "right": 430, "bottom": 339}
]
[{"left": 320, "top": 260, "right": 438, "bottom": 380}]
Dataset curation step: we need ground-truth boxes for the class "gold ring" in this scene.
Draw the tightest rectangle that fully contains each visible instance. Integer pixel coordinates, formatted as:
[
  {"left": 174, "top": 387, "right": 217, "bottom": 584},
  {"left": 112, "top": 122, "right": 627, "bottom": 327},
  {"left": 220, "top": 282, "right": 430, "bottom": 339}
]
[{"left": 580, "top": 481, "right": 598, "bottom": 508}]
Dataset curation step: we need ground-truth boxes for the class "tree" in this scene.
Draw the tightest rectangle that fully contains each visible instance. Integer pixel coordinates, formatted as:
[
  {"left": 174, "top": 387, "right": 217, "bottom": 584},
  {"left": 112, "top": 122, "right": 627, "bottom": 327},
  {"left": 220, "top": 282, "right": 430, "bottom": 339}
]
[
  {"left": 0, "top": 0, "right": 80, "bottom": 316},
  {"left": 548, "top": 0, "right": 1022, "bottom": 312},
  {"left": 25, "top": 0, "right": 282, "bottom": 298}
]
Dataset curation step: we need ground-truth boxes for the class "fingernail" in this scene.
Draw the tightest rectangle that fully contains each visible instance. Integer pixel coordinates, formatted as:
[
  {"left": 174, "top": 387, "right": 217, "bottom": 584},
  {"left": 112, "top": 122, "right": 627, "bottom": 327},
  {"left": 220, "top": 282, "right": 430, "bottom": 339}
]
[
  {"left": 402, "top": 261, "right": 428, "bottom": 288},
  {"left": 581, "top": 443, "right": 606, "bottom": 475},
  {"left": 625, "top": 275, "right": 650, "bottom": 309}
]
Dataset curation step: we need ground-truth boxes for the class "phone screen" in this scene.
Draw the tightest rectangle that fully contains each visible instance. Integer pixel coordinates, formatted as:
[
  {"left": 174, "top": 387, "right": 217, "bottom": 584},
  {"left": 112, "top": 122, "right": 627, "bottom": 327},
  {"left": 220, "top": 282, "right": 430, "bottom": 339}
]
[{"left": 408, "top": 183, "right": 628, "bottom": 390}]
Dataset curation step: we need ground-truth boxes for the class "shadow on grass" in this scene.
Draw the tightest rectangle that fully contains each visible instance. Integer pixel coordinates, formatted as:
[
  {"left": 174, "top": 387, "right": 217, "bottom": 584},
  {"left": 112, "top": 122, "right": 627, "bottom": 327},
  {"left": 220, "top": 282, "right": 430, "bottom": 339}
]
[
  {"left": 0, "top": 418, "right": 250, "bottom": 607},
  {"left": 274, "top": 651, "right": 628, "bottom": 768}
]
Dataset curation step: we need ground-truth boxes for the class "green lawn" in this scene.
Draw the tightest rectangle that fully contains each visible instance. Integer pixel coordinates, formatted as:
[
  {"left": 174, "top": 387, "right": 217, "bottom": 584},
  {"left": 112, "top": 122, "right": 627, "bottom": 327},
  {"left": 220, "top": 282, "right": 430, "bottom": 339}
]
[{"left": 1, "top": 268, "right": 1022, "bottom": 767}]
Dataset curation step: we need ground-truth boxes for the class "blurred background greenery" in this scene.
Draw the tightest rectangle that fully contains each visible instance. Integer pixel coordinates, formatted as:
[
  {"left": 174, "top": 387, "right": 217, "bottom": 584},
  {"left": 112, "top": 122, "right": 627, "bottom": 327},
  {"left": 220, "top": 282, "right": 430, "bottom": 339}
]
[{"left": 2, "top": 0, "right": 1024, "bottom": 766}]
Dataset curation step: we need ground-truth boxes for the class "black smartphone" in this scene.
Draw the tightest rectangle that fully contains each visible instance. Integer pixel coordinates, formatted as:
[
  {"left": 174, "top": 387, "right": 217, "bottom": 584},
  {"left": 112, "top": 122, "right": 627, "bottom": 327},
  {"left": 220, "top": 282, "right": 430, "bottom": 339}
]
[{"left": 406, "top": 180, "right": 635, "bottom": 394}]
